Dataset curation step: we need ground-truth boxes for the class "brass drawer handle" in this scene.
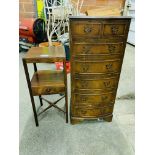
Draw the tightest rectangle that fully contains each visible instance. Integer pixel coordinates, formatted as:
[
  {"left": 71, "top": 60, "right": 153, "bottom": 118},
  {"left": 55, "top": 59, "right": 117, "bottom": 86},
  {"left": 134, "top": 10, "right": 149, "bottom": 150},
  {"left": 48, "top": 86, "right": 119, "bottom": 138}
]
[
  {"left": 111, "top": 25, "right": 119, "bottom": 34},
  {"left": 108, "top": 45, "right": 116, "bottom": 53},
  {"left": 46, "top": 88, "right": 51, "bottom": 93},
  {"left": 103, "top": 81, "right": 111, "bottom": 88},
  {"left": 106, "top": 64, "right": 113, "bottom": 70},
  {"left": 84, "top": 26, "right": 92, "bottom": 33},
  {"left": 80, "top": 110, "right": 87, "bottom": 115},
  {"left": 102, "top": 96, "right": 108, "bottom": 101}
]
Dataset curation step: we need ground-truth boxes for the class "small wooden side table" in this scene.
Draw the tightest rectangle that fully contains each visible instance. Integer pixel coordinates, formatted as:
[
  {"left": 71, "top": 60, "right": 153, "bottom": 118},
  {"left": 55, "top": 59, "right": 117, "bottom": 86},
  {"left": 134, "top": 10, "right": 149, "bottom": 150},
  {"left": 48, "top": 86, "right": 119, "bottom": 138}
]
[{"left": 22, "top": 46, "right": 68, "bottom": 126}]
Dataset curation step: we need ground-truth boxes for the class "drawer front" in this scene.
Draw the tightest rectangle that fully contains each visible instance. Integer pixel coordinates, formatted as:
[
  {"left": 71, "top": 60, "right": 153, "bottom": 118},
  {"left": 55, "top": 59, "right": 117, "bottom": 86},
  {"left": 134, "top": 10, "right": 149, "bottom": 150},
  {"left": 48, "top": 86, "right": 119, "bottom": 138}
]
[
  {"left": 32, "top": 86, "right": 65, "bottom": 96},
  {"left": 72, "top": 42, "right": 124, "bottom": 55},
  {"left": 72, "top": 106, "right": 113, "bottom": 117},
  {"left": 103, "top": 23, "right": 127, "bottom": 36},
  {"left": 73, "top": 92, "right": 116, "bottom": 107},
  {"left": 73, "top": 77, "right": 119, "bottom": 90},
  {"left": 73, "top": 59, "right": 122, "bottom": 74},
  {"left": 70, "top": 21, "right": 102, "bottom": 37}
]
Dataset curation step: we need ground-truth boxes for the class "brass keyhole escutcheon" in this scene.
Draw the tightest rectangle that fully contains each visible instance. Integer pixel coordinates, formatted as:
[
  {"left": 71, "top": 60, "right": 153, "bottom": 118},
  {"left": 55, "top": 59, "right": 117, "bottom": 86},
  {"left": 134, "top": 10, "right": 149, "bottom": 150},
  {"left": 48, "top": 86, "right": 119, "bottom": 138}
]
[
  {"left": 82, "top": 65, "right": 89, "bottom": 72},
  {"left": 81, "top": 96, "right": 87, "bottom": 102},
  {"left": 108, "top": 45, "right": 116, "bottom": 53},
  {"left": 81, "top": 110, "right": 87, "bottom": 114},
  {"left": 82, "top": 46, "right": 91, "bottom": 54},
  {"left": 111, "top": 25, "right": 119, "bottom": 34},
  {"left": 81, "top": 81, "right": 88, "bottom": 88}
]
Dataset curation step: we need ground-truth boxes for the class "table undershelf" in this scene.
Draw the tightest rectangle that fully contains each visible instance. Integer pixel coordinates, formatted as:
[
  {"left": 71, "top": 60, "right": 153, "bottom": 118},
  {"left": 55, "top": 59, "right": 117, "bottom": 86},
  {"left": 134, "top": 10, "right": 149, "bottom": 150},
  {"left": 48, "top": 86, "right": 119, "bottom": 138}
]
[{"left": 31, "top": 70, "right": 65, "bottom": 96}]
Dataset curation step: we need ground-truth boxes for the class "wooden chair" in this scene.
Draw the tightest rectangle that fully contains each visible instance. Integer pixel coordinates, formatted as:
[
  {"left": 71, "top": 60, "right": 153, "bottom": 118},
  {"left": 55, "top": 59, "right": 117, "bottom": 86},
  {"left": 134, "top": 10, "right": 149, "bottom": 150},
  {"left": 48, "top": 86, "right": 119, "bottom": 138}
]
[{"left": 22, "top": 46, "right": 68, "bottom": 126}]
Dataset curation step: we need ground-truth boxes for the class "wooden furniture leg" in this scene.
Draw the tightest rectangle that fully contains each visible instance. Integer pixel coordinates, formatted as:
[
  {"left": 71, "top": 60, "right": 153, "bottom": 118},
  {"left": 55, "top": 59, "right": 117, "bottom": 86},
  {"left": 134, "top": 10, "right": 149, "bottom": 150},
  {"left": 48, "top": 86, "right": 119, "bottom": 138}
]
[
  {"left": 39, "top": 95, "right": 43, "bottom": 106},
  {"left": 70, "top": 117, "right": 84, "bottom": 125},
  {"left": 103, "top": 115, "right": 113, "bottom": 122},
  {"left": 63, "top": 61, "right": 68, "bottom": 123},
  {"left": 23, "top": 59, "right": 39, "bottom": 126},
  {"left": 33, "top": 63, "right": 43, "bottom": 106}
]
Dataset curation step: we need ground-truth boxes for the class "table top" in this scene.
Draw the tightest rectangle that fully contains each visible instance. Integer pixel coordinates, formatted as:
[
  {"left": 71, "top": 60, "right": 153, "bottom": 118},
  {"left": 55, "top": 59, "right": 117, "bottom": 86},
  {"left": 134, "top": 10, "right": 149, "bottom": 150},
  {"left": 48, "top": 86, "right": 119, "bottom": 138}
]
[{"left": 23, "top": 46, "right": 66, "bottom": 63}]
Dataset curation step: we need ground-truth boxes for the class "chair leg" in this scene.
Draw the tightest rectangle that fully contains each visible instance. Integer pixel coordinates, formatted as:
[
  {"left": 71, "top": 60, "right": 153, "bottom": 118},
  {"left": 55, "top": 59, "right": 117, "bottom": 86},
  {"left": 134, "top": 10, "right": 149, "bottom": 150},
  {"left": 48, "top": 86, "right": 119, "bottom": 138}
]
[{"left": 39, "top": 95, "right": 43, "bottom": 106}]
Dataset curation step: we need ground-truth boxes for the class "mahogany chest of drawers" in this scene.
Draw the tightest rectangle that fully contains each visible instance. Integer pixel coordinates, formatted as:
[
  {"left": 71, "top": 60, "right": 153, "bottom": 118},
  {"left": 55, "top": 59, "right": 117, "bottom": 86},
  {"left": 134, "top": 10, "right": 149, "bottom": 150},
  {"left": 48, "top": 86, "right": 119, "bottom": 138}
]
[{"left": 69, "top": 16, "right": 131, "bottom": 124}]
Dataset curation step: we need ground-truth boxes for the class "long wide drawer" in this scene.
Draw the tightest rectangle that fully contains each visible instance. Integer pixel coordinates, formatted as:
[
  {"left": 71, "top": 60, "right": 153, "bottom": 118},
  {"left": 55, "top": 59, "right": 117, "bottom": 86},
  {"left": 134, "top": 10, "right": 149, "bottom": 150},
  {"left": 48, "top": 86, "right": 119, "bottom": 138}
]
[
  {"left": 72, "top": 59, "right": 122, "bottom": 74},
  {"left": 72, "top": 92, "right": 116, "bottom": 107},
  {"left": 73, "top": 76, "right": 119, "bottom": 91},
  {"left": 72, "top": 42, "right": 124, "bottom": 55},
  {"left": 72, "top": 106, "right": 113, "bottom": 117}
]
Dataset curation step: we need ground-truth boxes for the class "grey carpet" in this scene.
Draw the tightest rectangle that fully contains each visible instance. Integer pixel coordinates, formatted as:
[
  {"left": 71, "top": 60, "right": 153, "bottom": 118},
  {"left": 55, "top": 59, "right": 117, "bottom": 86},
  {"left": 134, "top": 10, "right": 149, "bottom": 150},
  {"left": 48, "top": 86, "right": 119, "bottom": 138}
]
[{"left": 19, "top": 109, "right": 133, "bottom": 155}]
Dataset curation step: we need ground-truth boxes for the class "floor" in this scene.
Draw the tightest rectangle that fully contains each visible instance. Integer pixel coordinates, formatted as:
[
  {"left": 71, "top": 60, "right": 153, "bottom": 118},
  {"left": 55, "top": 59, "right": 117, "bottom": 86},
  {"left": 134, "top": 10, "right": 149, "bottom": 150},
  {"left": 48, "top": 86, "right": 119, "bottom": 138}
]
[{"left": 19, "top": 44, "right": 135, "bottom": 155}]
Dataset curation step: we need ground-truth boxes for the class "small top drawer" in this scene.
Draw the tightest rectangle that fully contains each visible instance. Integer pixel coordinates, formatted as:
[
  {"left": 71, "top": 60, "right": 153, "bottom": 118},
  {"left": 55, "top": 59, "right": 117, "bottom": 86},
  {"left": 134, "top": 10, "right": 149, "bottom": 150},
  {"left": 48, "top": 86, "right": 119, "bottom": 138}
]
[
  {"left": 70, "top": 21, "right": 102, "bottom": 37},
  {"left": 103, "top": 23, "right": 127, "bottom": 36}
]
